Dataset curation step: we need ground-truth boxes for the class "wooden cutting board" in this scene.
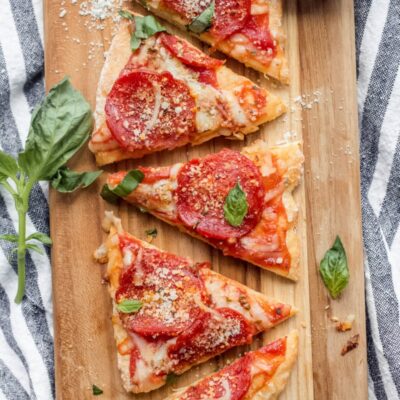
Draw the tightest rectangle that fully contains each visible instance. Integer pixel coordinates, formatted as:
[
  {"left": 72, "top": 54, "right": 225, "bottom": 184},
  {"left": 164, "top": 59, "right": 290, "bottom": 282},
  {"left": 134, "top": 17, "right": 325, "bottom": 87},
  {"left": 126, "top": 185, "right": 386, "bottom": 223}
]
[{"left": 44, "top": 0, "right": 368, "bottom": 399}]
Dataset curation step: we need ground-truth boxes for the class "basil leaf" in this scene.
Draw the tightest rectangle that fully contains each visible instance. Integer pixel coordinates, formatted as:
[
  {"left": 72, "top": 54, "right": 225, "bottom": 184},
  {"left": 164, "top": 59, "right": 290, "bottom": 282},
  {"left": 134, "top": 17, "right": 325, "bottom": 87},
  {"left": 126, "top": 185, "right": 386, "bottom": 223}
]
[
  {"left": 101, "top": 169, "right": 144, "bottom": 204},
  {"left": 92, "top": 384, "right": 103, "bottom": 395},
  {"left": 26, "top": 232, "right": 53, "bottom": 246},
  {"left": 18, "top": 77, "right": 93, "bottom": 182},
  {"left": 223, "top": 183, "right": 248, "bottom": 227},
  {"left": 0, "top": 234, "right": 19, "bottom": 243},
  {"left": 51, "top": 167, "right": 102, "bottom": 193},
  {"left": 319, "top": 236, "right": 349, "bottom": 299},
  {"left": 118, "top": 9, "right": 133, "bottom": 20},
  {"left": 131, "top": 15, "right": 166, "bottom": 51},
  {"left": 26, "top": 243, "right": 44, "bottom": 255},
  {"left": 117, "top": 299, "right": 143, "bottom": 313},
  {"left": 188, "top": 1, "right": 214, "bottom": 34},
  {"left": 145, "top": 228, "right": 157, "bottom": 238},
  {"left": 0, "top": 151, "right": 18, "bottom": 179}
]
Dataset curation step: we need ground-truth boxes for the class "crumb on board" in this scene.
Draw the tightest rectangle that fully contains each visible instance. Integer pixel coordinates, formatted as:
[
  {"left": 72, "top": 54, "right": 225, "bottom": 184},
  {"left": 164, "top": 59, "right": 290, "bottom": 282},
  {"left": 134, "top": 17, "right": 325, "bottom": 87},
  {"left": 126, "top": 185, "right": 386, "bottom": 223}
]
[
  {"left": 336, "top": 314, "right": 355, "bottom": 332},
  {"left": 292, "top": 90, "right": 322, "bottom": 110},
  {"left": 341, "top": 334, "right": 360, "bottom": 356}
]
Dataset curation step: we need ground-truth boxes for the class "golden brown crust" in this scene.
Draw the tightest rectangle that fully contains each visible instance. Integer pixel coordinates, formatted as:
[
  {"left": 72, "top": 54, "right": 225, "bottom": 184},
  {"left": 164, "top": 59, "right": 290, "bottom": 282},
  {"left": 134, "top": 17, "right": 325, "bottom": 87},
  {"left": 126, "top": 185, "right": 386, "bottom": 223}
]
[
  {"left": 89, "top": 18, "right": 286, "bottom": 166},
  {"left": 139, "top": 0, "right": 288, "bottom": 83}
]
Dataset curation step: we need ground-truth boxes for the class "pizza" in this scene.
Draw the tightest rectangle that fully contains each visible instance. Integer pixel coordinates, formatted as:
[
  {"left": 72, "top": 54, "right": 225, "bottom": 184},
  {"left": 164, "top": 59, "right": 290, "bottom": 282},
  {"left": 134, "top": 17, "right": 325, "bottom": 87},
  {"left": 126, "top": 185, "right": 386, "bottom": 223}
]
[
  {"left": 88, "top": 15, "right": 286, "bottom": 166},
  {"left": 94, "top": 212, "right": 296, "bottom": 393},
  {"left": 103, "top": 140, "right": 304, "bottom": 280},
  {"left": 165, "top": 331, "right": 298, "bottom": 400},
  {"left": 136, "top": 0, "right": 289, "bottom": 83}
]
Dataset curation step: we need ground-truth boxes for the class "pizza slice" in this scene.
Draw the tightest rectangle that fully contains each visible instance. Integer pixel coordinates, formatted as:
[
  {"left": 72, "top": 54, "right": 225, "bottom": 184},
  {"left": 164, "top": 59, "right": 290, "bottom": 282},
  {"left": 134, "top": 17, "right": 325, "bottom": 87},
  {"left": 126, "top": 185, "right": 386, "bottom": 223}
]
[
  {"left": 94, "top": 212, "right": 296, "bottom": 393},
  {"left": 135, "top": 0, "right": 289, "bottom": 83},
  {"left": 103, "top": 140, "right": 304, "bottom": 280},
  {"left": 165, "top": 331, "right": 298, "bottom": 400},
  {"left": 89, "top": 15, "right": 286, "bottom": 166}
]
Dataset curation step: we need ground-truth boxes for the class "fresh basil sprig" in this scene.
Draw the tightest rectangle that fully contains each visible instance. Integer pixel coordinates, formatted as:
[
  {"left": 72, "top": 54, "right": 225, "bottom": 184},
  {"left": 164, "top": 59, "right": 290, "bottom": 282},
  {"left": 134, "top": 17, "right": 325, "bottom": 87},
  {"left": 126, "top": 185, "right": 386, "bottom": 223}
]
[
  {"left": 319, "top": 236, "right": 349, "bottom": 299},
  {"left": 101, "top": 170, "right": 144, "bottom": 204},
  {"left": 0, "top": 77, "right": 100, "bottom": 303},
  {"left": 188, "top": 1, "right": 215, "bottom": 34},
  {"left": 119, "top": 11, "right": 166, "bottom": 51},
  {"left": 117, "top": 299, "right": 143, "bottom": 313},
  {"left": 223, "top": 183, "right": 248, "bottom": 227},
  {"left": 51, "top": 167, "right": 102, "bottom": 193}
]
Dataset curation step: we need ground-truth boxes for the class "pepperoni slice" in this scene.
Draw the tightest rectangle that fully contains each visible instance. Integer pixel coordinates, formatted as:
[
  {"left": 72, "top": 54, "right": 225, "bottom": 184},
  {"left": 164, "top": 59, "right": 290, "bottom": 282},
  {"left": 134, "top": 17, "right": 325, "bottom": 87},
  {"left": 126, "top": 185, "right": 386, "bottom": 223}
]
[
  {"left": 162, "top": 0, "right": 211, "bottom": 21},
  {"left": 181, "top": 352, "right": 251, "bottom": 399},
  {"left": 240, "top": 14, "right": 276, "bottom": 53},
  {"left": 105, "top": 71, "right": 196, "bottom": 152},
  {"left": 176, "top": 149, "right": 265, "bottom": 240},
  {"left": 116, "top": 236, "right": 208, "bottom": 338},
  {"left": 169, "top": 308, "right": 254, "bottom": 371},
  {"left": 160, "top": 33, "right": 224, "bottom": 69},
  {"left": 211, "top": 0, "right": 251, "bottom": 39}
]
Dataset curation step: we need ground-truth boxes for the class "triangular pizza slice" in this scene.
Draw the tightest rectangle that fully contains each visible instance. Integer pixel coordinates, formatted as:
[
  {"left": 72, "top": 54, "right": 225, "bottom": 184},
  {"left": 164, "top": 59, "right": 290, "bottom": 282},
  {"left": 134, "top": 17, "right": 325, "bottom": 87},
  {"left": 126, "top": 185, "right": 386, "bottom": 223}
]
[
  {"left": 165, "top": 331, "right": 298, "bottom": 400},
  {"left": 94, "top": 212, "right": 296, "bottom": 393},
  {"left": 89, "top": 15, "right": 286, "bottom": 166},
  {"left": 103, "top": 140, "right": 304, "bottom": 280},
  {"left": 135, "top": 0, "right": 289, "bottom": 83}
]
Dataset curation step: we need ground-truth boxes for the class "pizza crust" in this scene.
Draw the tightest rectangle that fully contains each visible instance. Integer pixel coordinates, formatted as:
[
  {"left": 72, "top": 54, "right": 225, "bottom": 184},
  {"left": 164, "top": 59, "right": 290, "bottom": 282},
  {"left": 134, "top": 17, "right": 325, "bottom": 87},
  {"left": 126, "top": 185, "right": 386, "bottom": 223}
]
[
  {"left": 89, "top": 18, "right": 286, "bottom": 166},
  {"left": 139, "top": 0, "right": 289, "bottom": 83}
]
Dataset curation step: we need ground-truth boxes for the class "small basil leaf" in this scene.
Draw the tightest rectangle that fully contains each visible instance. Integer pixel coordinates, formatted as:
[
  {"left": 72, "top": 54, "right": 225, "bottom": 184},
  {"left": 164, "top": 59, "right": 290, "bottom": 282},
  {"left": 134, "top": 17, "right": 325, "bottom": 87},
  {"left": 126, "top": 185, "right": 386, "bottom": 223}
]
[
  {"left": 145, "top": 228, "right": 157, "bottom": 238},
  {"left": 319, "top": 236, "right": 349, "bottom": 299},
  {"left": 223, "top": 183, "right": 248, "bottom": 227},
  {"left": 0, "top": 150, "right": 18, "bottom": 179},
  {"left": 26, "top": 243, "right": 44, "bottom": 255},
  {"left": 51, "top": 167, "right": 102, "bottom": 193},
  {"left": 117, "top": 299, "right": 143, "bottom": 313},
  {"left": 26, "top": 232, "right": 53, "bottom": 246},
  {"left": 92, "top": 384, "right": 103, "bottom": 395},
  {"left": 0, "top": 234, "right": 19, "bottom": 243},
  {"left": 188, "top": 1, "right": 214, "bottom": 34},
  {"left": 118, "top": 9, "right": 133, "bottom": 20},
  {"left": 131, "top": 15, "right": 166, "bottom": 51},
  {"left": 18, "top": 77, "right": 93, "bottom": 182},
  {"left": 101, "top": 169, "right": 144, "bottom": 204}
]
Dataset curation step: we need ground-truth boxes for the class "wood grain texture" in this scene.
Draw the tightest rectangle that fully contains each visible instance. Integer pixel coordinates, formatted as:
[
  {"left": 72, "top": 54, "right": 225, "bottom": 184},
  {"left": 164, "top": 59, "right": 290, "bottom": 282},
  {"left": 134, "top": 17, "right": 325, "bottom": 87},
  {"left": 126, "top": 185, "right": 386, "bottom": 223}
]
[{"left": 44, "top": 0, "right": 367, "bottom": 399}]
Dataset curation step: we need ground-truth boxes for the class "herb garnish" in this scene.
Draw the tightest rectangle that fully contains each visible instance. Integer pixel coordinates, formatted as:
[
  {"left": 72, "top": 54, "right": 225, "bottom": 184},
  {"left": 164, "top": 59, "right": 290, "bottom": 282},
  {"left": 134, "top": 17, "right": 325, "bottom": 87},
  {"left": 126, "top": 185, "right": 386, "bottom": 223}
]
[
  {"left": 100, "top": 169, "right": 144, "bottom": 204},
  {"left": 319, "top": 236, "right": 349, "bottom": 299},
  {"left": 0, "top": 78, "right": 99, "bottom": 303},
  {"left": 145, "top": 228, "right": 158, "bottom": 238},
  {"left": 117, "top": 299, "right": 143, "bottom": 314},
  {"left": 223, "top": 183, "right": 248, "bottom": 227},
  {"left": 92, "top": 384, "right": 103, "bottom": 395},
  {"left": 188, "top": 1, "right": 215, "bottom": 34},
  {"left": 119, "top": 11, "right": 166, "bottom": 51},
  {"left": 51, "top": 167, "right": 102, "bottom": 193}
]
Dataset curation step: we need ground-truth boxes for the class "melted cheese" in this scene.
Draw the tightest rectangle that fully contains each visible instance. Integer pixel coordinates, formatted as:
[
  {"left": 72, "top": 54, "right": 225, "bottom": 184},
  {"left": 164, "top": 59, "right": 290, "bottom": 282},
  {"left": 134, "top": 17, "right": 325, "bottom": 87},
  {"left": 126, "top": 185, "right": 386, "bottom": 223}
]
[{"left": 220, "top": 378, "right": 232, "bottom": 400}]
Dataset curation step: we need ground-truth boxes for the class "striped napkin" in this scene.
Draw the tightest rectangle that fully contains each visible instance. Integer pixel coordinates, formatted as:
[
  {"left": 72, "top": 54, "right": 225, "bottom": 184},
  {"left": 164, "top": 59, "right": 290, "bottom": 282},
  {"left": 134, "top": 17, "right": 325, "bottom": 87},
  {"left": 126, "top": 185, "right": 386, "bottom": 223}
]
[{"left": 0, "top": 0, "right": 399, "bottom": 399}]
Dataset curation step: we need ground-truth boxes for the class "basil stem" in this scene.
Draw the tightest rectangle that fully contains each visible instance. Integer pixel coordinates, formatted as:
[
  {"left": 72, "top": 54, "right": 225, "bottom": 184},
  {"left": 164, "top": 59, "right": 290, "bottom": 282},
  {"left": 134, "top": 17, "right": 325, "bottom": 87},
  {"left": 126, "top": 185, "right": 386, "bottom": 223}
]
[{"left": 0, "top": 78, "right": 98, "bottom": 304}]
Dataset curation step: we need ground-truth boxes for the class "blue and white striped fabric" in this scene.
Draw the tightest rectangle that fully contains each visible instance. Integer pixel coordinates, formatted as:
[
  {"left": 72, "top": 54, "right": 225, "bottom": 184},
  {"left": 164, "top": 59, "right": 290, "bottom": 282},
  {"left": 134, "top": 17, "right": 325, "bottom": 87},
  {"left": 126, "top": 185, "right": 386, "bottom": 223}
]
[
  {"left": 356, "top": 1, "right": 400, "bottom": 399},
  {"left": 0, "top": 0, "right": 399, "bottom": 399},
  {"left": 0, "top": 1, "right": 54, "bottom": 399}
]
